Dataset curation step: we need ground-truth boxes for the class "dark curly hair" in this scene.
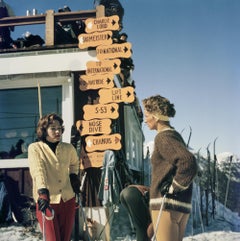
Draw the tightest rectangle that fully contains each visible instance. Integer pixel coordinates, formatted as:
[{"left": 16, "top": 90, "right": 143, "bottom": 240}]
[
  {"left": 142, "top": 95, "right": 176, "bottom": 118},
  {"left": 36, "top": 113, "right": 64, "bottom": 141}
]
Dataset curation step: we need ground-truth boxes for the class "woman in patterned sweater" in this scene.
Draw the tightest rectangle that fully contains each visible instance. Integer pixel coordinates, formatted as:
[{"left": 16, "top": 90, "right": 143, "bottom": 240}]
[{"left": 142, "top": 95, "right": 198, "bottom": 241}]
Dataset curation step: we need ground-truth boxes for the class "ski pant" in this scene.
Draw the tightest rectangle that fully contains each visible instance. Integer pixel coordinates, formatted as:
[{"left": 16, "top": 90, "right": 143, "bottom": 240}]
[
  {"left": 120, "top": 186, "right": 152, "bottom": 241},
  {"left": 151, "top": 209, "right": 189, "bottom": 241},
  {"left": 36, "top": 197, "right": 75, "bottom": 241}
]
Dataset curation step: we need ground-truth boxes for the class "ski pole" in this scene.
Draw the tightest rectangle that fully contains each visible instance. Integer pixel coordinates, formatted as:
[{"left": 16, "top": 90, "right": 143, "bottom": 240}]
[{"left": 152, "top": 194, "right": 166, "bottom": 241}]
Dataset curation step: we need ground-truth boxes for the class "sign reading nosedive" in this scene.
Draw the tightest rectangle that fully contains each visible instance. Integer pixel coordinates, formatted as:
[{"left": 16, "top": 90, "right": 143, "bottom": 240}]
[
  {"left": 83, "top": 103, "right": 119, "bottom": 120},
  {"left": 85, "top": 15, "right": 119, "bottom": 33},
  {"left": 79, "top": 74, "right": 114, "bottom": 91},
  {"left": 86, "top": 59, "right": 121, "bottom": 76},
  {"left": 98, "top": 86, "right": 135, "bottom": 104},
  {"left": 96, "top": 42, "right": 132, "bottom": 60},
  {"left": 76, "top": 119, "right": 112, "bottom": 136},
  {"left": 85, "top": 133, "right": 122, "bottom": 152},
  {"left": 78, "top": 31, "right": 113, "bottom": 49}
]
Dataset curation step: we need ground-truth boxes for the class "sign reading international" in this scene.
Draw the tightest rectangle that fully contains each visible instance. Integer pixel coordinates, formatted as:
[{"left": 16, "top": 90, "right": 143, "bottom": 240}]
[
  {"left": 85, "top": 15, "right": 119, "bottom": 33},
  {"left": 76, "top": 119, "right": 112, "bottom": 136},
  {"left": 86, "top": 59, "right": 121, "bottom": 76},
  {"left": 78, "top": 31, "right": 113, "bottom": 49},
  {"left": 98, "top": 86, "right": 135, "bottom": 104},
  {"left": 83, "top": 103, "right": 119, "bottom": 120},
  {"left": 79, "top": 74, "right": 114, "bottom": 91},
  {"left": 85, "top": 133, "right": 121, "bottom": 152},
  {"left": 96, "top": 42, "right": 132, "bottom": 60}
]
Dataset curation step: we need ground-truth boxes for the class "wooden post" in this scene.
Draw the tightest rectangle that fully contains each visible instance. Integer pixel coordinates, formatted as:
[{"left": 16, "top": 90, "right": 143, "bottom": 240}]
[
  {"left": 96, "top": 5, "right": 105, "bottom": 18},
  {"left": 45, "top": 10, "right": 55, "bottom": 46}
]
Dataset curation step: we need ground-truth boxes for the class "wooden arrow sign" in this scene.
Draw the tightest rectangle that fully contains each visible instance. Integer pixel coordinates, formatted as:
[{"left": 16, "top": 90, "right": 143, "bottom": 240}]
[
  {"left": 83, "top": 103, "right": 119, "bottom": 120},
  {"left": 85, "top": 133, "right": 121, "bottom": 152},
  {"left": 99, "top": 86, "right": 135, "bottom": 104},
  {"left": 76, "top": 119, "right": 112, "bottom": 136},
  {"left": 78, "top": 31, "right": 113, "bottom": 49},
  {"left": 79, "top": 74, "right": 114, "bottom": 91},
  {"left": 85, "top": 15, "right": 119, "bottom": 33},
  {"left": 86, "top": 59, "right": 121, "bottom": 76},
  {"left": 96, "top": 42, "right": 132, "bottom": 60},
  {"left": 80, "top": 150, "right": 105, "bottom": 169}
]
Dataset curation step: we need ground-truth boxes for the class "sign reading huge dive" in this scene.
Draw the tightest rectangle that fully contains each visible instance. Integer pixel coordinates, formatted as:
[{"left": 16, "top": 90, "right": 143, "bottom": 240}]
[
  {"left": 78, "top": 31, "right": 113, "bottom": 49},
  {"left": 83, "top": 103, "right": 119, "bottom": 120},
  {"left": 79, "top": 74, "right": 114, "bottom": 91},
  {"left": 96, "top": 42, "right": 132, "bottom": 60},
  {"left": 85, "top": 15, "right": 119, "bottom": 33},
  {"left": 86, "top": 59, "right": 121, "bottom": 76},
  {"left": 98, "top": 86, "right": 135, "bottom": 104},
  {"left": 76, "top": 119, "right": 112, "bottom": 136},
  {"left": 85, "top": 133, "right": 121, "bottom": 152}
]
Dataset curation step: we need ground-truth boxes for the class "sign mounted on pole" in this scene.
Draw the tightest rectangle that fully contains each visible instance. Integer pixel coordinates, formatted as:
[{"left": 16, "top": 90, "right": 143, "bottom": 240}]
[
  {"left": 98, "top": 86, "right": 135, "bottom": 104},
  {"left": 78, "top": 31, "right": 113, "bottom": 49},
  {"left": 83, "top": 103, "right": 119, "bottom": 120},
  {"left": 79, "top": 74, "right": 114, "bottom": 91},
  {"left": 80, "top": 150, "right": 105, "bottom": 169},
  {"left": 85, "top": 133, "right": 121, "bottom": 152},
  {"left": 85, "top": 15, "right": 119, "bottom": 33},
  {"left": 96, "top": 42, "right": 132, "bottom": 60},
  {"left": 76, "top": 119, "right": 112, "bottom": 136},
  {"left": 86, "top": 59, "right": 121, "bottom": 76}
]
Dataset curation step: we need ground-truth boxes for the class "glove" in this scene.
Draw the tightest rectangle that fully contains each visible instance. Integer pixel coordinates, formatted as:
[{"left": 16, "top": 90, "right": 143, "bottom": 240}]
[
  {"left": 37, "top": 188, "right": 50, "bottom": 212},
  {"left": 70, "top": 173, "right": 80, "bottom": 194},
  {"left": 159, "top": 180, "right": 171, "bottom": 196}
]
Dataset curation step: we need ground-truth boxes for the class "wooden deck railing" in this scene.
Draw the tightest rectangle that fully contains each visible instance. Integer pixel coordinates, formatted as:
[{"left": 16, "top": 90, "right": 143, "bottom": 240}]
[{"left": 0, "top": 5, "right": 104, "bottom": 47}]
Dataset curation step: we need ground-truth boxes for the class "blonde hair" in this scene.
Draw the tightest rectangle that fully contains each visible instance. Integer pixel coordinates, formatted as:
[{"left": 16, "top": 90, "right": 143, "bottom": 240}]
[{"left": 142, "top": 95, "right": 176, "bottom": 120}]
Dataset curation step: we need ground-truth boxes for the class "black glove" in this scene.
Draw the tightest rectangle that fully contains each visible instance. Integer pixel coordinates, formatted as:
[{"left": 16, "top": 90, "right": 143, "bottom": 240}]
[
  {"left": 159, "top": 180, "right": 172, "bottom": 196},
  {"left": 70, "top": 173, "right": 80, "bottom": 194},
  {"left": 37, "top": 188, "right": 50, "bottom": 212}
]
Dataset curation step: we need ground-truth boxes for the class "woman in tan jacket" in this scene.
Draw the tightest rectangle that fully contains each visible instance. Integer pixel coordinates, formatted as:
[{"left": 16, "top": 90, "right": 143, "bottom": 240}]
[{"left": 28, "top": 113, "right": 80, "bottom": 241}]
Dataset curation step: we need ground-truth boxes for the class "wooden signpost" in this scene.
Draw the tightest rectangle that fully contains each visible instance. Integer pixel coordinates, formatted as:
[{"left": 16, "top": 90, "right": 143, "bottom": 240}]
[
  {"left": 78, "top": 31, "right": 113, "bottom": 49},
  {"left": 83, "top": 103, "right": 119, "bottom": 120},
  {"left": 79, "top": 74, "right": 114, "bottom": 91},
  {"left": 85, "top": 133, "right": 121, "bottom": 152},
  {"left": 76, "top": 119, "right": 112, "bottom": 136},
  {"left": 85, "top": 15, "right": 119, "bottom": 33},
  {"left": 96, "top": 42, "right": 132, "bottom": 60},
  {"left": 98, "top": 86, "right": 135, "bottom": 104},
  {"left": 86, "top": 59, "right": 121, "bottom": 76}
]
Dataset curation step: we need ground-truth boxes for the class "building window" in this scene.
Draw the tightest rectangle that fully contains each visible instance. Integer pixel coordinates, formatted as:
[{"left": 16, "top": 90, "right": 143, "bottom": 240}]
[{"left": 0, "top": 86, "right": 62, "bottom": 159}]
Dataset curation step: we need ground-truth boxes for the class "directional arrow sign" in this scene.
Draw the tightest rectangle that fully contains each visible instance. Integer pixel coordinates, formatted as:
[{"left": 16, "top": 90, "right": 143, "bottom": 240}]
[
  {"left": 76, "top": 119, "right": 112, "bottom": 136},
  {"left": 98, "top": 86, "right": 135, "bottom": 104},
  {"left": 78, "top": 31, "right": 113, "bottom": 49},
  {"left": 85, "top": 15, "right": 119, "bottom": 33},
  {"left": 83, "top": 103, "right": 119, "bottom": 120},
  {"left": 79, "top": 74, "right": 114, "bottom": 91},
  {"left": 80, "top": 150, "right": 104, "bottom": 169},
  {"left": 96, "top": 42, "right": 132, "bottom": 60},
  {"left": 86, "top": 59, "right": 121, "bottom": 76},
  {"left": 85, "top": 133, "right": 121, "bottom": 152}
]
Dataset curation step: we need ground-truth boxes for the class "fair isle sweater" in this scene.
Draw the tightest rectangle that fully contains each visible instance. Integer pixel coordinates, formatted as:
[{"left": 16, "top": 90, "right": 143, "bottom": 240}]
[{"left": 149, "top": 129, "right": 198, "bottom": 213}]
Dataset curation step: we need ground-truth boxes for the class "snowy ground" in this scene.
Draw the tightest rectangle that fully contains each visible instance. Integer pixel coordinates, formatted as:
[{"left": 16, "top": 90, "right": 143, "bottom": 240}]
[{"left": 1, "top": 200, "right": 240, "bottom": 241}]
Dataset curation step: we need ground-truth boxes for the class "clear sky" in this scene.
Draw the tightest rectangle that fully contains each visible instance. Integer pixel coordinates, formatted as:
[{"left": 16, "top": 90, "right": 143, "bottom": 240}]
[{"left": 5, "top": 0, "right": 240, "bottom": 158}]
